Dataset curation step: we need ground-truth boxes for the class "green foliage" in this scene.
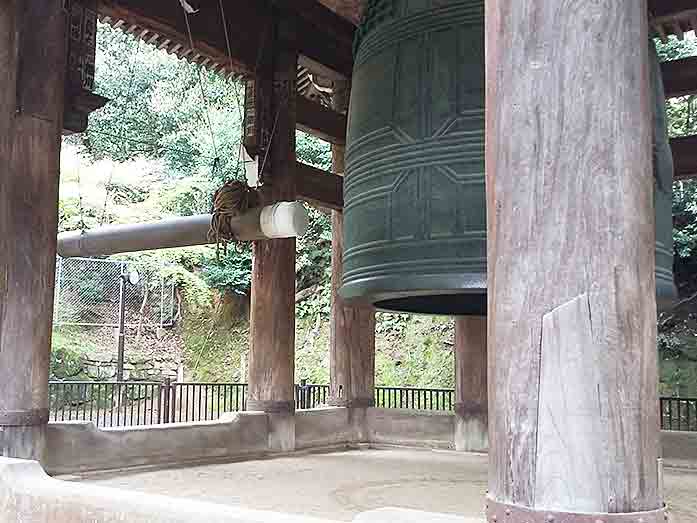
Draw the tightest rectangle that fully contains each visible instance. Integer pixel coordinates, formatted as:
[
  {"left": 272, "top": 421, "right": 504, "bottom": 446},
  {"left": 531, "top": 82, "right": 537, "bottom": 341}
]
[
  {"left": 201, "top": 249, "right": 253, "bottom": 296},
  {"left": 296, "top": 284, "right": 331, "bottom": 320},
  {"left": 160, "top": 265, "right": 211, "bottom": 312},
  {"left": 50, "top": 328, "right": 93, "bottom": 380},
  {"left": 75, "top": 23, "right": 244, "bottom": 183}
]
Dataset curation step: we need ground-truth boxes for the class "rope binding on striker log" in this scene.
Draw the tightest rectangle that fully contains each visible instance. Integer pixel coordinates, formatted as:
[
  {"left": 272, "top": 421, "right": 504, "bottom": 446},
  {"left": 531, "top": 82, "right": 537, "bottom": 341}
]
[{"left": 208, "top": 179, "right": 259, "bottom": 258}]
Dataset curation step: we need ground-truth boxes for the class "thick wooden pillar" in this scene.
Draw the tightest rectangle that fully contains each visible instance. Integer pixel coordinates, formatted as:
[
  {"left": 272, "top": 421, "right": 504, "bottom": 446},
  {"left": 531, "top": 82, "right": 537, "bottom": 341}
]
[
  {"left": 454, "top": 317, "right": 487, "bottom": 453},
  {"left": 0, "top": 0, "right": 66, "bottom": 461},
  {"left": 486, "top": 1, "right": 664, "bottom": 521},
  {"left": 329, "top": 79, "right": 376, "bottom": 416},
  {"left": 247, "top": 21, "right": 298, "bottom": 452}
]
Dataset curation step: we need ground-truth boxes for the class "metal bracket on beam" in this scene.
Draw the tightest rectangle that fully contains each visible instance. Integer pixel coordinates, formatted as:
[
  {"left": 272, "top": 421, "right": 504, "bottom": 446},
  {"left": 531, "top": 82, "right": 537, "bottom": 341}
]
[
  {"left": 0, "top": 409, "right": 50, "bottom": 427},
  {"left": 486, "top": 499, "right": 668, "bottom": 523}
]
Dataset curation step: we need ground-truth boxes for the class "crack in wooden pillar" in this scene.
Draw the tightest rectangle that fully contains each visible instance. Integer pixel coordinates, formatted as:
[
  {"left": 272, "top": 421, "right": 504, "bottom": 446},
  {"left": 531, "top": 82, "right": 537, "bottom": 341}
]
[
  {"left": 486, "top": 0, "right": 663, "bottom": 517},
  {"left": 454, "top": 316, "right": 487, "bottom": 453},
  {"left": 247, "top": 17, "right": 298, "bottom": 452},
  {"left": 329, "top": 79, "right": 376, "bottom": 432},
  {"left": 0, "top": 0, "right": 66, "bottom": 463}
]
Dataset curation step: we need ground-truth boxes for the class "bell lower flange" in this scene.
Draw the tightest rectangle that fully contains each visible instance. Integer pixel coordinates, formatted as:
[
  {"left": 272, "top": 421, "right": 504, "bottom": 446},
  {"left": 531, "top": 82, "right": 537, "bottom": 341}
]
[
  {"left": 340, "top": 273, "right": 486, "bottom": 316},
  {"left": 486, "top": 498, "right": 668, "bottom": 523}
]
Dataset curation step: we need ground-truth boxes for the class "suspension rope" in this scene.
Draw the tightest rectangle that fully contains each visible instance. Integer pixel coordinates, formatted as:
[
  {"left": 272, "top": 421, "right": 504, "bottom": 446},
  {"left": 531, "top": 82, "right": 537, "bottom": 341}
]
[{"left": 180, "top": 0, "right": 220, "bottom": 162}]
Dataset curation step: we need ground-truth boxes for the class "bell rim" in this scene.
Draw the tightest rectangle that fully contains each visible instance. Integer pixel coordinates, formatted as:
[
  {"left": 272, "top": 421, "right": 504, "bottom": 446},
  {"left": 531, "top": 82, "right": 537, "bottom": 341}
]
[{"left": 340, "top": 273, "right": 487, "bottom": 316}]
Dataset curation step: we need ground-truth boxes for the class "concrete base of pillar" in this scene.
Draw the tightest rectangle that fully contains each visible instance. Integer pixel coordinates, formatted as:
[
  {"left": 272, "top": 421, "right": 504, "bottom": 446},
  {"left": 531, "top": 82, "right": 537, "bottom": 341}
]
[
  {"left": 0, "top": 425, "right": 46, "bottom": 463},
  {"left": 454, "top": 416, "right": 487, "bottom": 453},
  {"left": 349, "top": 407, "right": 369, "bottom": 443},
  {"left": 268, "top": 413, "right": 296, "bottom": 452}
]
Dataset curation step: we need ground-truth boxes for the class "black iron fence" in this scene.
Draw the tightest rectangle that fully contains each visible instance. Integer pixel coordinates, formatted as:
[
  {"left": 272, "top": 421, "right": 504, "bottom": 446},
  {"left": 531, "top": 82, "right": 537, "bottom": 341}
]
[
  {"left": 661, "top": 397, "right": 697, "bottom": 432},
  {"left": 375, "top": 386, "right": 453, "bottom": 411},
  {"left": 49, "top": 380, "right": 696, "bottom": 432}
]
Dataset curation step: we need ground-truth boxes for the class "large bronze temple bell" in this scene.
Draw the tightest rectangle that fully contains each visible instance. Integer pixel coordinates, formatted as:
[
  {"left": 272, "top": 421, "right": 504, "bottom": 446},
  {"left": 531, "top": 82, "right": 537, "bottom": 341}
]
[
  {"left": 342, "top": 0, "right": 487, "bottom": 315},
  {"left": 341, "top": 1, "right": 676, "bottom": 315},
  {"left": 651, "top": 41, "right": 678, "bottom": 311}
]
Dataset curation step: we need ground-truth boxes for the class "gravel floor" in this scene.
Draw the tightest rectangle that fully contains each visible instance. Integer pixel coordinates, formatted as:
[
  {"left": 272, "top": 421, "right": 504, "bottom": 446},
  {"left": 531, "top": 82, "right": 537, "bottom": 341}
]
[{"left": 67, "top": 448, "right": 697, "bottom": 522}]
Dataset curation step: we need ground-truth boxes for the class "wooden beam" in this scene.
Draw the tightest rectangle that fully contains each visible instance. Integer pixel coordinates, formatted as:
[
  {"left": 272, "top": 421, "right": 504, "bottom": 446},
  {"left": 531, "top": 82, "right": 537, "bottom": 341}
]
[
  {"left": 97, "top": 0, "right": 353, "bottom": 78},
  {"left": 274, "top": 0, "right": 355, "bottom": 46},
  {"left": 673, "top": 135, "right": 697, "bottom": 180},
  {"left": 487, "top": 0, "right": 661, "bottom": 519},
  {"left": 662, "top": 57, "right": 697, "bottom": 98},
  {"left": 649, "top": 0, "right": 696, "bottom": 18},
  {"left": 295, "top": 162, "right": 343, "bottom": 211},
  {"left": 296, "top": 97, "right": 347, "bottom": 145}
]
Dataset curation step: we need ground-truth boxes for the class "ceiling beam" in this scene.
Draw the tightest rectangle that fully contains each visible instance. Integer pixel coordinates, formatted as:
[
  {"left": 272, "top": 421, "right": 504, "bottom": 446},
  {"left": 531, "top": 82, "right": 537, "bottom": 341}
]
[
  {"left": 663, "top": 57, "right": 697, "bottom": 99},
  {"left": 673, "top": 135, "right": 697, "bottom": 180},
  {"left": 97, "top": 0, "right": 353, "bottom": 79},
  {"left": 649, "top": 0, "right": 696, "bottom": 18},
  {"left": 295, "top": 162, "right": 343, "bottom": 210},
  {"left": 296, "top": 97, "right": 347, "bottom": 145}
]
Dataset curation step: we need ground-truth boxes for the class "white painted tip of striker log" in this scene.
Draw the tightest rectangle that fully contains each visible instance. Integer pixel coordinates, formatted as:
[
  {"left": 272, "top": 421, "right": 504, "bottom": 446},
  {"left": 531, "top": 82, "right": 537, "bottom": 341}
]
[{"left": 260, "top": 201, "right": 309, "bottom": 239}]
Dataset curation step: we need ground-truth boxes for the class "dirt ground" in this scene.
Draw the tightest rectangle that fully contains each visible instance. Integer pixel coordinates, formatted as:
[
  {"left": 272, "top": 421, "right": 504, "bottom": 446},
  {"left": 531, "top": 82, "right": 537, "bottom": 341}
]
[{"left": 68, "top": 448, "right": 697, "bottom": 522}]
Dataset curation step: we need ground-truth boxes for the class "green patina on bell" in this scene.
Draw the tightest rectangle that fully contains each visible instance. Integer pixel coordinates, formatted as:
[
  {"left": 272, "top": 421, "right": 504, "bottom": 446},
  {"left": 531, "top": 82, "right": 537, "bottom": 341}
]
[
  {"left": 342, "top": 0, "right": 487, "bottom": 315},
  {"left": 342, "top": 1, "right": 675, "bottom": 315},
  {"left": 651, "top": 41, "right": 678, "bottom": 312}
]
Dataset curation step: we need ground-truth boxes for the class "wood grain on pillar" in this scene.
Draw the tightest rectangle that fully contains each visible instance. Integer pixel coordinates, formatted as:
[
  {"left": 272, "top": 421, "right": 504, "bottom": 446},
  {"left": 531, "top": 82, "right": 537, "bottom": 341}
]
[
  {"left": 454, "top": 317, "right": 487, "bottom": 452},
  {"left": 248, "top": 37, "right": 298, "bottom": 415},
  {"left": 0, "top": 0, "right": 66, "bottom": 461},
  {"left": 486, "top": 0, "right": 660, "bottom": 514}
]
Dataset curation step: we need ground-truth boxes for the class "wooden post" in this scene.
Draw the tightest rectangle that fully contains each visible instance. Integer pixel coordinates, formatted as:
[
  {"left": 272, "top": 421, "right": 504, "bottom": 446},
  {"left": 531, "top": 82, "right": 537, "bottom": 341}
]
[
  {"left": 0, "top": 0, "right": 66, "bottom": 461},
  {"left": 486, "top": 1, "right": 664, "bottom": 520},
  {"left": 454, "top": 317, "right": 487, "bottom": 453},
  {"left": 329, "top": 79, "right": 376, "bottom": 416},
  {"left": 247, "top": 19, "right": 298, "bottom": 452}
]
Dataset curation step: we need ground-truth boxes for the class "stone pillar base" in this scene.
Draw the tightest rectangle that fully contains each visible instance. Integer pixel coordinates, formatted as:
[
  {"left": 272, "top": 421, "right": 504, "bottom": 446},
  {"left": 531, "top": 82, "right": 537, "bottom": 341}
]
[
  {"left": 454, "top": 415, "right": 487, "bottom": 453},
  {"left": 268, "top": 413, "right": 296, "bottom": 452}
]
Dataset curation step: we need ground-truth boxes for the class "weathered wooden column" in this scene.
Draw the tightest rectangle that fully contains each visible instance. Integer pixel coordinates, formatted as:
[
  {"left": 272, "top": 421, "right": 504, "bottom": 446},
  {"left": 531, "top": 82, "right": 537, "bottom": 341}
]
[
  {"left": 486, "top": 1, "right": 664, "bottom": 521},
  {"left": 0, "top": 0, "right": 66, "bottom": 461},
  {"left": 247, "top": 20, "right": 298, "bottom": 452},
  {"left": 454, "top": 317, "right": 487, "bottom": 453},
  {"left": 329, "top": 80, "right": 376, "bottom": 440}
]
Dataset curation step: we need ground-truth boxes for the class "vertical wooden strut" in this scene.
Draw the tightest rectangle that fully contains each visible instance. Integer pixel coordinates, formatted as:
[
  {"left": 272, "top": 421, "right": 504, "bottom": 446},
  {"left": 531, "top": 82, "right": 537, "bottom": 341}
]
[
  {"left": 329, "top": 79, "right": 376, "bottom": 413},
  {"left": 486, "top": 0, "right": 663, "bottom": 519},
  {"left": 454, "top": 317, "right": 487, "bottom": 453},
  {"left": 247, "top": 16, "right": 298, "bottom": 451},
  {"left": 0, "top": 0, "right": 66, "bottom": 461}
]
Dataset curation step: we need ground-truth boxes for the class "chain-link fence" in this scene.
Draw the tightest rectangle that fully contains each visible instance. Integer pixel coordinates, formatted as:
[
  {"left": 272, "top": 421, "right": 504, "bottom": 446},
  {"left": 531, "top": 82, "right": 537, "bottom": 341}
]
[{"left": 53, "top": 257, "right": 176, "bottom": 329}]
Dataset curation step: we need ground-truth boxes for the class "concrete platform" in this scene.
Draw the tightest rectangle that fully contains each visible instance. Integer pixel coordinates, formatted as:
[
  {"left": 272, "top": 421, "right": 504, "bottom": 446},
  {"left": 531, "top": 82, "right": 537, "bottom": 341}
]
[{"left": 66, "top": 447, "right": 697, "bottom": 522}]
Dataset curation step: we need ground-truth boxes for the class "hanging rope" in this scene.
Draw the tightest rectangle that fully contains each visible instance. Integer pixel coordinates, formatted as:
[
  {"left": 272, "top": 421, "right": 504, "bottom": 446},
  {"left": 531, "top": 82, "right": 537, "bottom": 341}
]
[
  {"left": 180, "top": 0, "right": 220, "bottom": 162},
  {"left": 208, "top": 179, "right": 259, "bottom": 258}
]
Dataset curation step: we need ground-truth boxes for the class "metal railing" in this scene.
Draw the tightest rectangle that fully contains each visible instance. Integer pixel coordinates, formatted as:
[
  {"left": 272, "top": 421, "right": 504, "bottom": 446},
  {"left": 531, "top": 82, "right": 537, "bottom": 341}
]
[
  {"left": 661, "top": 397, "right": 697, "bottom": 432},
  {"left": 49, "top": 381, "right": 697, "bottom": 432},
  {"left": 49, "top": 381, "right": 163, "bottom": 427},
  {"left": 375, "top": 386, "right": 454, "bottom": 411}
]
